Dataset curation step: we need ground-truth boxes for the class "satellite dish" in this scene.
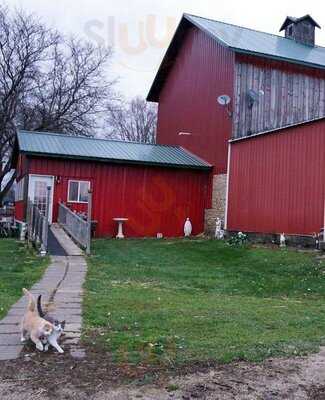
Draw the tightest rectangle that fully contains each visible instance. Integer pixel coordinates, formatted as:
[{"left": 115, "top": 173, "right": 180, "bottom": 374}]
[
  {"left": 217, "top": 94, "right": 231, "bottom": 106},
  {"left": 247, "top": 89, "right": 259, "bottom": 103},
  {"left": 247, "top": 89, "right": 264, "bottom": 108}
]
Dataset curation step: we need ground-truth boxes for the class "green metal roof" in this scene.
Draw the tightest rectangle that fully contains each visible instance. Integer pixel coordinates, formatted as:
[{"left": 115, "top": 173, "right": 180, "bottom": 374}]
[
  {"left": 185, "top": 14, "right": 325, "bottom": 69},
  {"left": 17, "top": 131, "right": 211, "bottom": 170},
  {"left": 147, "top": 14, "right": 325, "bottom": 101}
]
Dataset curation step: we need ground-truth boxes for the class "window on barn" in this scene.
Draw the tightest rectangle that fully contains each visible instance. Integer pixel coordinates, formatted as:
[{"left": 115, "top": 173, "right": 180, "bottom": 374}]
[{"left": 68, "top": 180, "right": 90, "bottom": 203}]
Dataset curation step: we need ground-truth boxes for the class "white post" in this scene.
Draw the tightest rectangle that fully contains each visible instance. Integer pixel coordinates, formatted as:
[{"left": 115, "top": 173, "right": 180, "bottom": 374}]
[
  {"left": 224, "top": 142, "right": 232, "bottom": 230},
  {"left": 20, "top": 222, "right": 27, "bottom": 241},
  {"left": 323, "top": 196, "right": 325, "bottom": 244},
  {"left": 86, "top": 189, "right": 93, "bottom": 255},
  {"left": 116, "top": 221, "right": 125, "bottom": 239},
  {"left": 41, "top": 186, "right": 51, "bottom": 255},
  {"left": 26, "top": 198, "right": 31, "bottom": 244}
]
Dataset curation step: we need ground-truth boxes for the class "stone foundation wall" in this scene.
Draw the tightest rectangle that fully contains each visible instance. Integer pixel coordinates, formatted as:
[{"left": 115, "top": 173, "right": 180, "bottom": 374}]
[{"left": 204, "top": 174, "right": 227, "bottom": 236}]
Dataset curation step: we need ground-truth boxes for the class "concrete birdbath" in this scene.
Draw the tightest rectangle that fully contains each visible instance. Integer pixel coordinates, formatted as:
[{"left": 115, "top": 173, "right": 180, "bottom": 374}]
[{"left": 113, "top": 217, "right": 128, "bottom": 239}]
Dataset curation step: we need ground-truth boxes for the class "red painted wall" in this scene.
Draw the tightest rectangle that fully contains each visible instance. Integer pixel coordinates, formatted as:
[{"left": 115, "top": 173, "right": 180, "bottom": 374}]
[
  {"left": 236, "top": 53, "right": 325, "bottom": 79},
  {"left": 14, "top": 155, "right": 28, "bottom": 221},
  {"left": 24, "top": 156, "right": 210, "bottom": 237},
  {"left": 227, "top": 119, "right": 325, "bottom": 235},
  {"left": 156, "top": 27, "right": 235, "bottom": 173},
  {"left": 15, "top": 201, "right": 25, "bottom": 221}
]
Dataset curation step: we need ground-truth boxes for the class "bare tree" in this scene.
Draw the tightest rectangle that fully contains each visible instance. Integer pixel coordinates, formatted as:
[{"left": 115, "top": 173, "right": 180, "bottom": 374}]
[
  {"left": 19, "top": 39, "right": 114, "bottom": 135},
  {"left": 0, "top": 5, "right": 115, "bottom": 204},
  {"left": 106, "top": 97, "right": 157, "bottom": 144},
  {"left": 0, "top": 6, "right": 58, "bottom": 203}
]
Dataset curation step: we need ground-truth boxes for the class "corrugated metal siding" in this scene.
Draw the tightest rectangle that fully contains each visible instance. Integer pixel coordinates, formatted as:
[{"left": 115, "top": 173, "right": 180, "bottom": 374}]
[
  {"left": 156, "top": 26, "right": 234, "bottom": 173},
  {"left": 227, "top": 119, "right": 325, "bottom": 234},
  {"left": 15, "top": 201, "right": 25, "bottom": 221},
  {"left": 16, "top": 154, "right": 29, "bottom": 180},
  {"left": 27, "top": 157, "right": 210, "bottom": 237}
]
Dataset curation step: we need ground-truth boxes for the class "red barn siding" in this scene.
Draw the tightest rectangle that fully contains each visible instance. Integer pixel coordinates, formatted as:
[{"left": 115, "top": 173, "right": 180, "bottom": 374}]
[
  {"left": 227, "top": 119, "right": 325, "bottom": 235},
  {"left": 14, "top": 155, "right": 29, "bottom": 221},
  {"left": 26, "top": 157, "right": 210, "bottom": 237},
  {"left": 16, "top": 154, "right": 29, "bottom": 179},
  {"left": 236, "top": 53, "right": 325, "bottom": 79},
  {"left": 156, "top": 27, "right": 235, "bottom": 173},
  {"left": 15, "top": 201, "right": 25, "bottom": 221}
]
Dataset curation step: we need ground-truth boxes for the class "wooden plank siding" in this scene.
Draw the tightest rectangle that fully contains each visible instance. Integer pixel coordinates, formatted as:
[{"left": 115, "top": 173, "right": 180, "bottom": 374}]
[{"left": 233, "top": 54, "right": 325, "bottom": 138}]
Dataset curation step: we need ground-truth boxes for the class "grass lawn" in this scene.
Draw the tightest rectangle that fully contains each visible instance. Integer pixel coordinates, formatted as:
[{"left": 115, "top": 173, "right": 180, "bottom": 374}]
[
  {"left": 84, "top": 239, "right": 325, "bottom": 367},
  {"left": 0, "top": 239, "right": 48, "bottom": 319}
]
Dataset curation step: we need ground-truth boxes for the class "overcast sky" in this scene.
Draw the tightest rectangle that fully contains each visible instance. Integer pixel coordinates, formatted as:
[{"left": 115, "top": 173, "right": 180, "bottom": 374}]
[{"left": 10, "top": 0, "right": 325, "bottom": 100}]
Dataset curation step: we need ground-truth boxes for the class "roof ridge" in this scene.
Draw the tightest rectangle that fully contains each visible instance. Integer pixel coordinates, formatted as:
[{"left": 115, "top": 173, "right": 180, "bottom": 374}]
[
  {"left": 18, "top": 130, "right": 182, "bottom": 149},
  {"left": 184, "top": 13, "right": 325, "bottom": 50},
  {"left": 179, "top": 146, "right": 211, "bottom": 166}
]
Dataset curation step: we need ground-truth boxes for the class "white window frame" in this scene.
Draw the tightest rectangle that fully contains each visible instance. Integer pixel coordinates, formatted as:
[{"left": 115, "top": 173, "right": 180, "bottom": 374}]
[
  {"left": 28, "top": 174, "right": 55, "bottom": 223},
  {"left": 67, "top": 180, "right": 90, "bottom": 204}
]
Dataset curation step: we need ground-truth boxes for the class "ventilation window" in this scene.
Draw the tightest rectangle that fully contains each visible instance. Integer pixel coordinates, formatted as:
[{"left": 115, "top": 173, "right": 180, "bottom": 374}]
[{"left": 288, "top": 25, "right": 293, "bottom": 36}]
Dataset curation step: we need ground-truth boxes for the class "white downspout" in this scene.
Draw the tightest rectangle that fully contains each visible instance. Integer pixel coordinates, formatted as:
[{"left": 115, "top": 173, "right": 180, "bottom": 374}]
[
  {"left": 323, "top": 196, "right": 325, "bottom": 244},
  {"left": 224, "top": 142, "right": 232, "bottom": 230}
]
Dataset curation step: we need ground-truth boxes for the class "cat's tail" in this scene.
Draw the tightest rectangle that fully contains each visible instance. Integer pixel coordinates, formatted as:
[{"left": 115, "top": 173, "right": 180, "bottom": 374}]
[
  {"left": 22, "top": 288, "right": 36, "bottom": 312},
  {"left": 37, "top": 295, "right": 45, "bottom": 318}
]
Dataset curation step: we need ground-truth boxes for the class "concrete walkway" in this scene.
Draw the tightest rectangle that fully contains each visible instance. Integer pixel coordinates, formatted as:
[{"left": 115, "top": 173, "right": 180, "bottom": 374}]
[{"left": 0, "top": 227, "right": 87, "bottom": 361}]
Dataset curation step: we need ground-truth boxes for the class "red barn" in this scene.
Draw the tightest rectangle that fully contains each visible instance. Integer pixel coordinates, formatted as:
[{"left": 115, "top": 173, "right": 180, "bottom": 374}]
[
  {"left": 13, "top": 131, "right": 211, "bottom": 238},
  {"left": 148, "top": 13, "right": 325, "bottom": 238},
  {"left": 226, "top": 118, "right": 325, "bottom": 236},
  {"left": 13, "top": 13, "right": 325, "bottom": 240}
]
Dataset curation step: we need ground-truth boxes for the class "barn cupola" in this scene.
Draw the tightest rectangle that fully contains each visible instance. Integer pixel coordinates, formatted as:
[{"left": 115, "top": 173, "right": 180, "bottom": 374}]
[{"left": 280, "top": 15, "right": 321, "bottom": 46}]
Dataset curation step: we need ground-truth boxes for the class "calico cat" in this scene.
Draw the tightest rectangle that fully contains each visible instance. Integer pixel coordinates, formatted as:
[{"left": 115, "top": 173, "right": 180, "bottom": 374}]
[
  {"left": 21, "top": 289, "right": 54, "bottom": 351},
  {"left": 37, "top": 295, "right": 65, "bottom": 353}
]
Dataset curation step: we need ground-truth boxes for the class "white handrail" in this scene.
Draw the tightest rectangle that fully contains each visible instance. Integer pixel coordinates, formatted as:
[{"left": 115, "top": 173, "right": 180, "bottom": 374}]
[
  {"left": 58, "top": 202, "right": 91, "bottom": 252},
  {"left": 26, "top": 197, "right": 49, "bottom": 255},
  {"left": 59, "top": 202, "right": 87, "bottom": 224}
]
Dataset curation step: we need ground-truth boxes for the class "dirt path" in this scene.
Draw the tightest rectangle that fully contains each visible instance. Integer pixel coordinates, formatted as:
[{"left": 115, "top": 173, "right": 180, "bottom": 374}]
[{"left": 1, "top": 345, "right": 325, "bottom": 399}]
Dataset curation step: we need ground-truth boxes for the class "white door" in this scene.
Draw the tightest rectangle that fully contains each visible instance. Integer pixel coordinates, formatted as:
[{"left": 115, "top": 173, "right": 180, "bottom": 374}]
[{"left": 28, "top": 175, "right": 54, "bottom": 223}]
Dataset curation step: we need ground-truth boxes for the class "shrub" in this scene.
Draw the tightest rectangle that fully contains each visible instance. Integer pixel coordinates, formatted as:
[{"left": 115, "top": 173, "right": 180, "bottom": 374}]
[{"left": 228, "top": 231, "right": 248, "bottom": 247}]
